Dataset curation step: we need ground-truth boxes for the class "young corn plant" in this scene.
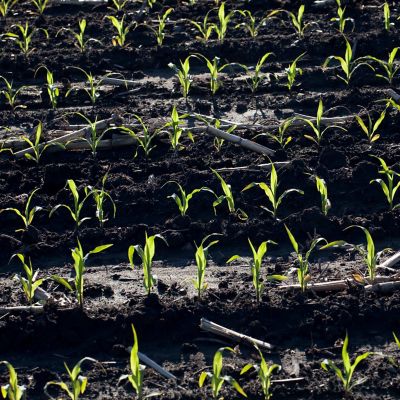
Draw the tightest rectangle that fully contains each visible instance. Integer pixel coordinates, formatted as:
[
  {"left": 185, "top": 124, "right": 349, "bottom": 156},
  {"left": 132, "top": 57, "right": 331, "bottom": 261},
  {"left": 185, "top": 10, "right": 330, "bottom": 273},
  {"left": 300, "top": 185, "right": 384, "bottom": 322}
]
[
  {"left": 196, "top": 116, "right": 236, "bottom": 152},
  {"left": 4, "top": 22, "right": 48, "bottom": 56},
  {"left": 365, "top": 47, "right": 400, "bottom": 85},
  {"left": 235, "top": 9, "right": 268, "bottom": 38},
  {"left": 163, "top": 181, "right": 213, "bottom": 217},
  {"left": 144, "top": 8, "right": 173, "bottom": 46},
  {"left": 323, "top": 38, "right": 370, "bottom": 85},
  {"left": 355, "top": 107, "right": 386, "bottom": 143},
  {"left": 0, "top": 361, "right": 25, "bottom": 400},
  {"left": 268, "top": 5, "right": 312, "bottom": 38},
  {"left": 213, "top": 2, "right": 235, "bottom": 43},
  {"left": 255, "top": 118, "right": 293, "bottom": 149},
  {"left": 194, "top": 234, "right": 220, "bottom": 298},
  {"left": 50, "top": 179, "right": 92, "bottom": 230},
  {"left": 321, "top": 225, "right": 390, "bottom": 282},
  {"left": 194, "top": 54, "right": 232, "bottom": 95},
  {"left": 321, "top": 333, "right": 370, "bottom": 393},
  {"left": 243, "top": 52, "right": 274, "bottom": 93},
  {"left": 0, "top": 76, "right": 26, "bottom": 110},
  {"left": 0, "top": 188, "right": 42, "bottom": 232},
  {"left": 383, "top": 2, "right": 394, "bottom": 31},
  {"left": 85, "top": 174, "right": 116, "bottom": 228},
  {"left": 285, "top": 53, "right": 305, "bottom": 91},
  {"left": 106, "top": 15, "right": 135, "bottom": 47},
  {"left": 53, "top": 240, "right": 113, "bottom": 307},
  {"left": 0, "top": 0, "right": 18, "bottom": 18},
  {"left": 161, "top": 106, "right": 191, "bottom": 151},
  {"left": 31, "top": 0, "right": 49, "bottom": 15},
  {"left": 370, "top": 156, "right": 400, "bottom": 211},
  {"left": 241, "top": 346, "right": 280, "bottom": 400},
  {"left": 108, "top": 0, "right": 127, "bottom": 12},
  {"left": 119, "top": 325, "right": 145, "bottom": 399},
  {"left": 285, "top": 225, "right": 327, "bottom": 291},
  {"left": 56, "top": 19, "right": 100, "bottom": 53},
  {"left": 12, "top": 253, "right": 44, "bottom": 305},
  {"left": 199, "top": 347, "right": 247, "bottom": 399},
  {"left": 21, "top": 122, "right": 63, "bottom": 163},
  {"left": 331, "top": 0, "right": 354, "bottom": 33},
  {"left": 314, "top": 175, "right": 331, "bottom": 216},
  {"left": 128, "top": 233, "right": 168, "bottom": 295},
  {"left": 168, "top": 56, "right": 194, "bottom": 99},
  {"left": 189, "top": 9, "right": 215, "bottom": 41},
  {"left": 118, "top": 115, "right": 159, "bottom": 158},
  {"left": 35, "top": 66, "right": 59, "bottom": 109},
  {"left": 228, "top": 239, "right": 286, "bottom": 303},
  {"left": 211, "top": 168, "right": 247, "bottom": 220},
  {"left": 44, "top": 357, "right": 96, "bottom": 400},
  {"left": 242, "top": 162, "right": 303, "bottom": 219},
  {"left": 299, "top": 99, "right": 346, "bottom": 146}
]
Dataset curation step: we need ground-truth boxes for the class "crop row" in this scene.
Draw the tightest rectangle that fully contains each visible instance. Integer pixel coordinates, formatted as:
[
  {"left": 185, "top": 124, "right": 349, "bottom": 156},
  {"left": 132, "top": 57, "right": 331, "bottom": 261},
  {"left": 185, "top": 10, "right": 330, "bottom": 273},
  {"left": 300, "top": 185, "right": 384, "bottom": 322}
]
[{"left": 1, "top": 326, "right": 399, "bottom": 399}]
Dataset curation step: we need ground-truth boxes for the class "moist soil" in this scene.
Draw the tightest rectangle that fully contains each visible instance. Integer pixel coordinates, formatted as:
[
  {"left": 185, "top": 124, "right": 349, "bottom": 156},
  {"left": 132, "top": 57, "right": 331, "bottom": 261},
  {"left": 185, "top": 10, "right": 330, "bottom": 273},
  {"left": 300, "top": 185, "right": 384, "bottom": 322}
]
[{"left": 0, "top": 0, "right": 400, "bottom": 398}]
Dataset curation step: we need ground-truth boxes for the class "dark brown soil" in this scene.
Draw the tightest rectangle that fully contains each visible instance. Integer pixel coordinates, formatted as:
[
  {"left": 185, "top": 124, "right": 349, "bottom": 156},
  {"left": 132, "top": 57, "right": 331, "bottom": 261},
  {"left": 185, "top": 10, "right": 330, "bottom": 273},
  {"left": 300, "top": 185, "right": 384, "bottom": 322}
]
[{"left": 0, "top": 0, "right": 400, "bottom": 398}]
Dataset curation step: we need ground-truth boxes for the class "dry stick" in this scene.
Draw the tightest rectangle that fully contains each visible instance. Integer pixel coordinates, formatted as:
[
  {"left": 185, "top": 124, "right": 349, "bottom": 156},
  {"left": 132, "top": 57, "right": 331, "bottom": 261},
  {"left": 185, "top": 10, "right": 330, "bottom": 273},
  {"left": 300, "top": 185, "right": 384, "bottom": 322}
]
[
  {"left": 200, "top": 318, "right": 274, "bottom": 351},
  {"left": 138, "top": 352, "right": 177, "bottom": 380},
  {"left": 206, "top": 126, "right": 275, "bottom": 156},
  {"left": 378, "top": 251, "right": 400, "bottom": 270},
  {"left": 187, "top": 113, "right": 266, "bottom": 129},
  {"left": 271, "top": 377, "right": 305, "bottom": 384},
  {"left": 292, "top": 113, "right": 354, "bottom": 126},
  {"left": 13, "top": 117, "right": 116, "bottom": 158},
  {"left": 102, "top": 77, "right": 133, "bottom": 87},
  {"left": 52, "top": 0, "right": 107, "bottom": 4},
  {"left": 215, "top": 161, "right": 289, "bottom": 173},
  {"left": 0, "top": 305, "right": 44, "bottom": 314}
]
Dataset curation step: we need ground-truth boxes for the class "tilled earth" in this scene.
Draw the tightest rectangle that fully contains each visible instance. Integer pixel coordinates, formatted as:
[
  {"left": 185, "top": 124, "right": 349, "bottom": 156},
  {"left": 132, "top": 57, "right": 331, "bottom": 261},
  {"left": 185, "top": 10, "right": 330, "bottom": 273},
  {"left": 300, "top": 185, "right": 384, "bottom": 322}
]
[{"left": 0, "top": 0, "right": 400, "bottom": 398}]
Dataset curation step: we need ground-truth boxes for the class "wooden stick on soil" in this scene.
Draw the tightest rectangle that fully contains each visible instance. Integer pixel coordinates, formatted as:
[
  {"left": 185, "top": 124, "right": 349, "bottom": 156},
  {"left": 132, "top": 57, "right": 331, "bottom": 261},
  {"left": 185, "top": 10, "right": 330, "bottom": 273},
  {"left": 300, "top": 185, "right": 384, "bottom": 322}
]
[
  {"left": 0, "top": 305, "right": 44, "bottom": 314},
  {"left": 378, "top": 251, "right": 400, "bottom": 270},
  {"left": 206, "top": 126, "right": 275, "bottom": 156},
  {"left": 200, "top": 318, "right": 274, "bottom": 351},
  {"left": 271, "top": 377, "right": 305, "bottom": 384},
  {"left": 365, "top": 281, "right": 400, "bottom": 294},
  {"left": 138, "top": 352, "right": 177, "bottom": 380},
  {"left": 215, "top": 161, "right": 289, "bottom": 173}
]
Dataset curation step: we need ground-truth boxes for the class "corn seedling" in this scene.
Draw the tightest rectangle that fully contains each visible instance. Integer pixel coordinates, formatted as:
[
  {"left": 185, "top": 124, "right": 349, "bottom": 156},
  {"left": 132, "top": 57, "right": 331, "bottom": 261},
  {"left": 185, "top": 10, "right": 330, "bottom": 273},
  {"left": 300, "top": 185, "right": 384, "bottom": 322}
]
[
  {"left": 163, "top": 181, "right": 213, "bottom": 216},
  {"left": 394, "top": 332, "right": 400, "bottom": 348},
  {"left": 202, "top": 117, "right": 236, "bottom": 152},
  {"left": 0, "top": 76, "right": 26, "bottom": 110},
  {"left": 12, "top": 253, "right": 44, "bottom": 305},
  {"left": 20, "top": 122, "right": 62, "bottom": 163},
  {"left": 1, "top": 188, "right": 43, "bottom": 232},
  {"left": 268, "top": 5, "right": 312, "bottom": 38},
  {"left": 314, "top": 175, "right": 331, "bottom": 215},
  {"left": 285, "top": 225, "right": 326, "bottom": 291},
  {"left": 383, "top": 2, "right": 394, "bottom": 31},
  {"left": 321, "top": 225, "right": 390, "bottom": 282},
  {"left": 0, "top": 361, "right": 25, "bottom": 400},
  {"left": 211, "top": 168, "right": 247, "bottom": 219},
  {"left": 262, "top": 117, "right": 294, "bottom": 148},
  {"left": 194, "top": 54, "right": 232, "bottom": 95},
  {"left": 299, "top": 98, "right": 346, "bottom": 146},
  {"left": 365, "top": 47, "right": 400, "bottom": 85},
  {"left": 323, "top": 38, "right": 370, "bottom": 85},
  {"left": 161, "top": 106, "right": 190, "bottom": 151},
  {"left": 235, "top": 10, "right": 268, "bottom": 38},
  {"left": 119, "top": 325, "right": 145, "bottom": 399},
  {"left": 194, "top": 234, "right": 220, "bottom": 298},
  {"left": 53, "top": 240, "right": 112, "bottom": 307},
  {"left": 213, "top": 2, "right": 234, "bottom": 43},
  {"left": 284, "top": 53, "right": 305, "bottom": 91},
  {"left": 31, "top": 0, "right": 49, "bottom": 15},
  {"left": 118, "top": 115, "right": 159, "bottom": 158},
  {"left": 355, "top": 107, "right": 386, "bottom": 143},
  {"left": 331, "top": 0, "right": 354, "bottom": 33},
  {"left": 189, "top": 9, "right": 215, "bottom": 41},
  {"left": 106, "top": 15, "right": 135, "bottom": 47},
  {"left": 57, "top": 19, "right": 100, "bottom": 53},
  {"left": 241, "top": 346, "right": 280, "bottom": 400},
  {"left": 128, "top": 233, "right": 168, "bottom": 295},
  {"left": 0, "top": 0, "right": 18, "bottom": 17},
  {"left": 35, "top": 66, "right": 59, "bottom": 109},
  {"left": 228, "top": 239, "right": 286, "bottom": 303},
  {"left": 168, "top": 55, "right": 194, "bottom": 99},
  {"left": 321, "top": 333, "right": 370, "bottom": 393},
  {"left": 199, "top": 347, "right": 247, "bottom": 399},
  {"left": 243, "top": 52, "right": 274, "bottom": 93},
  {"left": 66, "top": 67, "right": 118, "bottom": 105},
  {"left": 370, "top": 156, "right": 400, "bottom": 211},
  {"left": 108, "top": 0, "right": 127, "bottom": 12},
  {"left": 50, "top": 179, "right": 92, "bottom": 230},
  {"left": 85, "top": 174, "right": 116, "bottom": 228},
  {"left": 4, "top": 22, "right": 48, "bottom": 56},
  {"left": 143, "top": 8, "right": 173, "bottom": 46},
  {"left": 44, "top": 357, "right": 96, "bottom": 400},
  {"left": 242, "top": 162, "right": 303, "bottom": 219}
]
